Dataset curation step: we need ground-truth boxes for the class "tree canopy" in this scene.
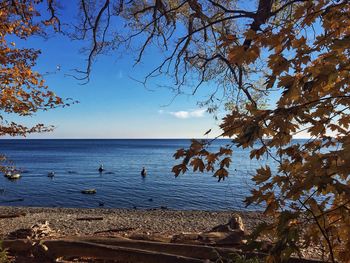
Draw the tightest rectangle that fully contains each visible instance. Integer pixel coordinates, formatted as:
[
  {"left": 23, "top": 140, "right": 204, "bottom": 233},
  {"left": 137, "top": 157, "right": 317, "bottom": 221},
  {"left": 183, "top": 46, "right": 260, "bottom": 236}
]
[
  {"left": 1, "top": 0, "right": 350, "bottom": 262},
  {"left": 0, "top": 1, "right": 65, "bottom": 138}
]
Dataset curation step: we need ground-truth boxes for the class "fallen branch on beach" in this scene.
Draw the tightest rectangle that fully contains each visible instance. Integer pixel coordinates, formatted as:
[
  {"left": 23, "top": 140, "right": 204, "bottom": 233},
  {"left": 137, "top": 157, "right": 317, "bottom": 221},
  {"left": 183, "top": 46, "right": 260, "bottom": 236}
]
[
  {"left": 76, "top": 217, "right": 103, "bottom": 221},
  {"left": 0, "top": 213, "right": 26, "bottom": 219},
  {"left": 94, "top": 227, "right": 135, "bottom": 234}
]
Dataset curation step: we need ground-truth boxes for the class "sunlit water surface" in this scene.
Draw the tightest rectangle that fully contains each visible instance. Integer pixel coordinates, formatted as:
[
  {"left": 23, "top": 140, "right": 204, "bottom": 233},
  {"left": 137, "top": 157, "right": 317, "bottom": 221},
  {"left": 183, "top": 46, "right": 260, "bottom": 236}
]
[{"left": 0, "top": 139, "right": 285, "bottom": 210}]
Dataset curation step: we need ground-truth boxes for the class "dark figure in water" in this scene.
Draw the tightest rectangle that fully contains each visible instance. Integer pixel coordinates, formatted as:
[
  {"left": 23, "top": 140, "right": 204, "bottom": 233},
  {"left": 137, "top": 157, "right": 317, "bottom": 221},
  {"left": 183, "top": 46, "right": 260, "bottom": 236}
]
[
  {"left": 98, "top": 164, "right": 104, "bottom": 173},
  {"left": 141, "top": 167, "right": 147, "bottom": 177}
]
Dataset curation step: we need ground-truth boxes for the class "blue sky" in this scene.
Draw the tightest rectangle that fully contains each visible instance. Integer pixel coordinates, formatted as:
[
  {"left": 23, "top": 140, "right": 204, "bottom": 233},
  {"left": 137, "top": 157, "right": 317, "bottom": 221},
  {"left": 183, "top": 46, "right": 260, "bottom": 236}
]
[
  {"left": 5, "top": 1, "right": 318, "bottom": 139},
  {"left": 7, "top": 13, "right": 223, "bottom": 139}
]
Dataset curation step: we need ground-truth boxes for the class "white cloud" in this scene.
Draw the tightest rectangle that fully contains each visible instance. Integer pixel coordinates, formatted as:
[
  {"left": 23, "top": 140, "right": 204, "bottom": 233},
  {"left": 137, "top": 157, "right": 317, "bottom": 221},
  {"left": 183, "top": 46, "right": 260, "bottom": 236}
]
[
  {"left": 190, "top": 109, "right": 206, "bottom": 118},
  {"left": 170, "top": 111, "right": 190, "bottom": 119},
  {"left": 169, "top": 109, "right": 206, "bottom": 119}
]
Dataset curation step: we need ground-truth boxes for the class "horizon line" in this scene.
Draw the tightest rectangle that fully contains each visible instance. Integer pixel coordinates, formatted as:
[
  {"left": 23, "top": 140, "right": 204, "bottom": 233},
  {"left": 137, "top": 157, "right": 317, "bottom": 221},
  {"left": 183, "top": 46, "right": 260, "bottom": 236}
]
[{"left": 0, "top": 137, "right": 311, "bottom": 140}]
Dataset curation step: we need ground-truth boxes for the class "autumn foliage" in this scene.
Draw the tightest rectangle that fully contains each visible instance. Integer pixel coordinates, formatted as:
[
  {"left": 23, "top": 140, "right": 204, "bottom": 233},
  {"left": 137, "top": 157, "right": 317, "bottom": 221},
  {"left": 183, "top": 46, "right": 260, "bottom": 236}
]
[
  {"left": 169, "top": 1, "right": 350, "bottom": 262},
  {"left": 0, "top": 1, "right": 64, "bottom": 139}
]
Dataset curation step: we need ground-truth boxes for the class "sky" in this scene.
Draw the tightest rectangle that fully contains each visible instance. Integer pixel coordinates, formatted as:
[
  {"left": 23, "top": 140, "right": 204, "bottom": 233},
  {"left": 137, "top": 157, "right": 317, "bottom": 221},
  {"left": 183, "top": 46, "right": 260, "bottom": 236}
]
[
  {"left": 5, "top": 3, "right": 226, "bottom": 139},
  {"left": 4, "top": 1, "right": 315, "bottom": 139}
]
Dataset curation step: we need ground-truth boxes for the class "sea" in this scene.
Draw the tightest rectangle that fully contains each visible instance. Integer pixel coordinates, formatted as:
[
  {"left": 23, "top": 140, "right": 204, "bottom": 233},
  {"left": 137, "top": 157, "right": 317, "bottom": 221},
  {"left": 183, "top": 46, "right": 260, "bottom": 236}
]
[{"left": 0, "top": 139, "right": 280, "bottom": 211}]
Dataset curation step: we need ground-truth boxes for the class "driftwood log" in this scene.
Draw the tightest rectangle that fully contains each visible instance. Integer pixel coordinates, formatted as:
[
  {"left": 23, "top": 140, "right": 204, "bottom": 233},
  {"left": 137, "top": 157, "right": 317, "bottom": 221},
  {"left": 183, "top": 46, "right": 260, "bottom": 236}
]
[
  {"left": 2, "top": 237, "right": 325, "bottom": 263},
  {"left": 67, "top": 236, "right": 238, "bottom": 259},
  {"left": 3, "top": 239, "right": 205, "bottom": 263}
]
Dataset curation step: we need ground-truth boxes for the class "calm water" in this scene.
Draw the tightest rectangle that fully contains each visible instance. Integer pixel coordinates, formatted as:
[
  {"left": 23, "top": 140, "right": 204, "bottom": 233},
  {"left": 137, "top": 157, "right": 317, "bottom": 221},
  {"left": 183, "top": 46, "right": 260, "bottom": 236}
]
[{"left": 0, "top": 139, "right": 276, "bottom": 210}]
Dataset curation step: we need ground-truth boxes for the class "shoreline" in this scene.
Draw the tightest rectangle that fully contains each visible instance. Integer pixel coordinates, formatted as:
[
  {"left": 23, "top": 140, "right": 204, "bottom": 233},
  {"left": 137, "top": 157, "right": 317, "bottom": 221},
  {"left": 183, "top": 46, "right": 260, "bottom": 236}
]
[
  {"left": 1, "top": 206, "right": 324, "bottom": 261},
  {"left": 0, "top": 206, "right": 266, "bottom": 239}
]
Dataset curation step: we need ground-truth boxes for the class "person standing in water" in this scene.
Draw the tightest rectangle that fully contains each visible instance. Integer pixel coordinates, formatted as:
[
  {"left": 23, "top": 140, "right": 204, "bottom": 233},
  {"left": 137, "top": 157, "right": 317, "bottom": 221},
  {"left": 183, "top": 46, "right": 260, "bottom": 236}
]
[{"left": 141, "top": 167, "right": 146, "bottom": 177}]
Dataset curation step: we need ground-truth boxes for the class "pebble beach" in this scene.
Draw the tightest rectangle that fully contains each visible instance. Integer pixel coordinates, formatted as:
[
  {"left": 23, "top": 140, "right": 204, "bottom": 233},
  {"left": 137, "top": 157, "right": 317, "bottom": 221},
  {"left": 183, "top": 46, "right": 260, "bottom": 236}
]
[
  {"left": 0, "top": 206, "right": 265, "bottom": 239},
  {"left": 0, "top": 206, "right": 327, "bottom": 262}
]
